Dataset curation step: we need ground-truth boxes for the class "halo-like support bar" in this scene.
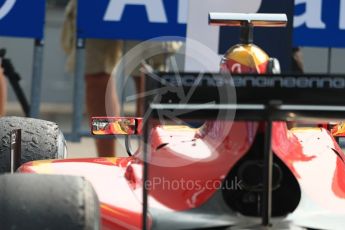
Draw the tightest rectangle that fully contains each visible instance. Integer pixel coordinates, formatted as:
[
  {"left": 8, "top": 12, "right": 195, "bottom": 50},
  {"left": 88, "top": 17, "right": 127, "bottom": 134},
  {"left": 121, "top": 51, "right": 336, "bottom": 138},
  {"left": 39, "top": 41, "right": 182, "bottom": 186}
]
[{"left": 209, "top": 12, "right": 288, "bottom": 27}]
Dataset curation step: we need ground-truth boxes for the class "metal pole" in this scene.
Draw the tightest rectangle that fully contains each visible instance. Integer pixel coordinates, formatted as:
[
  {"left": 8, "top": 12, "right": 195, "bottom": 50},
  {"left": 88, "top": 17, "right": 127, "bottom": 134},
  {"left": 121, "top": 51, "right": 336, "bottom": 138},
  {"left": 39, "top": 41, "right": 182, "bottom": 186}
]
[
  {"left": 142, "top": 93, "right": 152, "bottom": 229},
  {"left": 142, "top": 116, "right": 149, "bottom": 230},
  {"left": 71, "top": 38, "right": 86, "bottom": 142},
  {"left": 262, "top": 101, "right": 278, "bottom": 226},
  {"left": 30, "top": 39, "right": 44, "bottom": 118},
  {"left": 327, "top": 48, "right": 332, "bottom": 74},
  {"left": 10, "top": 129, "right": 21, "bottom": 173},
  {"left": 1, "top": 55, "right": 31, "bottom": 117},
  {"left": 120, "top": 41, "right": 128, "bottom": 115},
  {"left": 262, "top": 120, "right": 273, "bottom": 226}
]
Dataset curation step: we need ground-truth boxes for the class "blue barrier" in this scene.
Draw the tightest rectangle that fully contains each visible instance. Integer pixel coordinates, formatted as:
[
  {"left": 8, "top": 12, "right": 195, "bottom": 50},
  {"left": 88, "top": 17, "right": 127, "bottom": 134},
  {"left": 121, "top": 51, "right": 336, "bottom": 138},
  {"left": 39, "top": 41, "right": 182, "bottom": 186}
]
[
  {"left": 293, "top": 0, "right": 345, "bottom": 47},
  {"left": 0, "top": 0, "right": 45, "bottom": 39},
  {"left": 77, "top": 0, "right": 345, "bottom": 48}
]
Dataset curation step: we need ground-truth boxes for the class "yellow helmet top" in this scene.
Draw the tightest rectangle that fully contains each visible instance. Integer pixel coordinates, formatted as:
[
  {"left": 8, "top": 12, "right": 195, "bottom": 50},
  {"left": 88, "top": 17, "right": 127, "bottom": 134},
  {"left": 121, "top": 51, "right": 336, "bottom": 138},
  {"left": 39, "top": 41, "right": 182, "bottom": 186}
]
[{"left": 221, "top": 44, "right": 270, "bottom": 74}]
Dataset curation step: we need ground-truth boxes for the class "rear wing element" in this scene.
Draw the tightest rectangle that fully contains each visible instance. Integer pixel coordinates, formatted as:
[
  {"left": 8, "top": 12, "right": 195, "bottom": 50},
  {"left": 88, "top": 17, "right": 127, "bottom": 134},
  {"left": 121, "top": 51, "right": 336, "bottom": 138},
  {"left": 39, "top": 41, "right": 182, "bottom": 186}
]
[
  {"left": 146, "top": 73, "right": 345, "bottom": 121},
  {"left": 209, "top": 13, "right": 288, "bottom": 27}
]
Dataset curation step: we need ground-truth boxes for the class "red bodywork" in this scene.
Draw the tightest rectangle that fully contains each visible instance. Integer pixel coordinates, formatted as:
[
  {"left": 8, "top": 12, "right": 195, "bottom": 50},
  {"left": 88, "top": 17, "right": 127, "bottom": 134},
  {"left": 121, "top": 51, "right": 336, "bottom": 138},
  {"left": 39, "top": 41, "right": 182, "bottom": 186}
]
[{"left": 19, "top": 121, "right": 345, "bottom": 229}]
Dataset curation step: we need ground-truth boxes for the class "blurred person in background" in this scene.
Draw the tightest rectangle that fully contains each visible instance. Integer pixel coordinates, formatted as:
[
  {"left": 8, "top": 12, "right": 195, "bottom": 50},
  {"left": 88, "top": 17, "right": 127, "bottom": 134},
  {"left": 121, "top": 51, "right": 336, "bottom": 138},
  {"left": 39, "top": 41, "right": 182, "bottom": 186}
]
[
  {"left": 288, "top": 47, "right": 304, "bottom": 129},
  {"left": 61, "top": 0, "right": 122, "bottom": 157},
  {"left": 292, "top": 47, "right": 304, "bottom": 74}
]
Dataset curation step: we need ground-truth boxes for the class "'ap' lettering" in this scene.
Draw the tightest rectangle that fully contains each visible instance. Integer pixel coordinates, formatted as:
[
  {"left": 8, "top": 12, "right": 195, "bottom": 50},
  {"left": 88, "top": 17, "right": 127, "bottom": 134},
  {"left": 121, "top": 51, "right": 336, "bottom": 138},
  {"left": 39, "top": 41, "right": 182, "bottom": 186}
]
[
  {"left": 294, "top": 0, "right": 326, "bottom": 29},
  {"left": 104, "top": 0, "right": 168, "bottom": 23}
]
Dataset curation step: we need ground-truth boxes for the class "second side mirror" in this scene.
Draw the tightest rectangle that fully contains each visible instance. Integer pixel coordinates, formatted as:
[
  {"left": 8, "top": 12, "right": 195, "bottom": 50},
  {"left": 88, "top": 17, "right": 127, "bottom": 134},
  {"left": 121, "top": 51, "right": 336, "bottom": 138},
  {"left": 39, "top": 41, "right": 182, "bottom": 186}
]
[{"left": 91, "top": 117, "right": 143, "bottom": 136}]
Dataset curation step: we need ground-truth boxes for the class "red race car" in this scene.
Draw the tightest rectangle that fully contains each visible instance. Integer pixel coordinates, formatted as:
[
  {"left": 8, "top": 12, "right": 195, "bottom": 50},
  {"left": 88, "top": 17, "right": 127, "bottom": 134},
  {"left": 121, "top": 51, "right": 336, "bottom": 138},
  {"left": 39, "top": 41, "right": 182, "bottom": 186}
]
[{"left": 1, "top": 13, "right": 345, "bottom": 230}]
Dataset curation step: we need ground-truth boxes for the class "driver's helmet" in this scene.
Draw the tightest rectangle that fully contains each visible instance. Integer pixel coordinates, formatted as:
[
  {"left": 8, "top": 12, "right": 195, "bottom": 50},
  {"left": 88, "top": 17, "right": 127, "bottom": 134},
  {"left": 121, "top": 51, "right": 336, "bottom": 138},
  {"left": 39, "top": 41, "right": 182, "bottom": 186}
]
[
  {"left": 200, "top": 44, "right": 271, "bottom": 140},
  {"left": 220, "top": 44, "right": 270, "bottom": 74}
]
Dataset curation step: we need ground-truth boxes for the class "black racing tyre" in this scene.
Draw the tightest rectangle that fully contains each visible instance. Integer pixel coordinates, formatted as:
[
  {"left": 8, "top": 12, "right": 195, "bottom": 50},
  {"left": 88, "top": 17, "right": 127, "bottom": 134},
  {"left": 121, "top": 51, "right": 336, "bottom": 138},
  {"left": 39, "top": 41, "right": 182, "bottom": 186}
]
[
  {"left": 0, "top": 117, "right": 67, "bottom": 172},
  {"left": 0, "top": 174, "right": 100, "bottom": 230}
]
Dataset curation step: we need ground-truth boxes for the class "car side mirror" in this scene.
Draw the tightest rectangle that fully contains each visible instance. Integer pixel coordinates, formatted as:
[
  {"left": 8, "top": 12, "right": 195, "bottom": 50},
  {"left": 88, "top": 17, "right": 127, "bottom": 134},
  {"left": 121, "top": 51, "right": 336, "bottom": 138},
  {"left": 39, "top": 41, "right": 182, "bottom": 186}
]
[
  {"left": 91, "top": 117, "right": 143, "bottom": 136},
  {"left": 329, "top": 122, "right": 345, "bottom": 137},
  {"left": 320, "top": 122, "right": 345, "bottom": 147}
]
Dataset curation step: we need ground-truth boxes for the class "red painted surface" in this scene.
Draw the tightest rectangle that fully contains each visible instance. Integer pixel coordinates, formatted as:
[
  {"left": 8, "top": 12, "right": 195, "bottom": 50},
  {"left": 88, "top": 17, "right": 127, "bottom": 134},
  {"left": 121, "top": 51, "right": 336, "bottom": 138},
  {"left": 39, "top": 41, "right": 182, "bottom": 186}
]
[
  {"left": 147, "top": 122, "right": 258, "bottom": 210},
  {"left": 19, "top": 114, "right": 345, "bottom": 228},
  {"left": 100, "top": 203, "right": 145, "bottom": 230},
  {"left": 271, "top": 122, "right": 315, "bottom": 178},
  {"left": 273, "top": 123, "right": 345, "bottom": 213}
]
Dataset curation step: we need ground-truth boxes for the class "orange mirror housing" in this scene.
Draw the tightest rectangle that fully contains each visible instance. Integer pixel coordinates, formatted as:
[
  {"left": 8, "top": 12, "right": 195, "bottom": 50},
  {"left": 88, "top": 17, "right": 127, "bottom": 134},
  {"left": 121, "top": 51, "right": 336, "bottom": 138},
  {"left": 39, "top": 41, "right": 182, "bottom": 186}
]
[{"left": 331, "top": 122, "right": 345, "bottom": 137}]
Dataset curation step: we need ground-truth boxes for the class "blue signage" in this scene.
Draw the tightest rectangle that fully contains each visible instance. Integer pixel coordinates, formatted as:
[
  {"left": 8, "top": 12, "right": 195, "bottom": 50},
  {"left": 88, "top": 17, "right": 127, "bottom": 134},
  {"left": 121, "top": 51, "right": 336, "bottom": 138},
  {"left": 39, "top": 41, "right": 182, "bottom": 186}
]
[
  {"left": 293, "top": 0, "right": 345, "bottom": 47},
  {"left": 77, "top": 0, "right": 187, "bottom": 40},
  {"left": 0, "top": 0, "right": 45, "bottom": 39},
  {"left": 77, "top": 0, "right": 345, "bottom": 48}
]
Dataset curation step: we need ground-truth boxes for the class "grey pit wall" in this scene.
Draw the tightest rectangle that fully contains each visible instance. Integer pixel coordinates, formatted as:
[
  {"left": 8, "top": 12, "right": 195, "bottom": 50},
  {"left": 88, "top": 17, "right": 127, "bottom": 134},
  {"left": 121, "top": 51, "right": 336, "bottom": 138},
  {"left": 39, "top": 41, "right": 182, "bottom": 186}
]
[{"left": 301, "top": 47, "right": 345, "bottom": 74}]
